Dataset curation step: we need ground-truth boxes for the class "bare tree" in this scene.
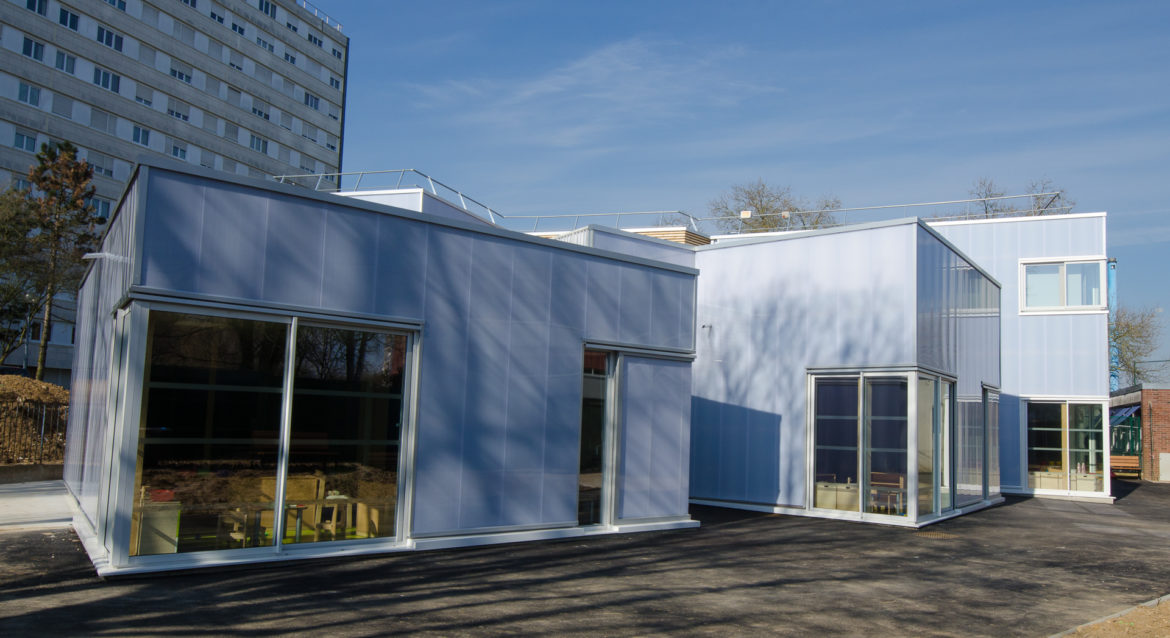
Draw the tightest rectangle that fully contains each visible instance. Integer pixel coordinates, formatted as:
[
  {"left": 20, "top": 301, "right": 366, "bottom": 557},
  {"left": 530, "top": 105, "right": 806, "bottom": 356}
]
[
  {"left": 709, "top": 180, "right": 841, "bottom": 233},
  {"left": 969, "top": 177, "right": 1074, "bottom": 218},
  {"left": 1111, "top": 306, "right": 1167, "bottom": 386}
]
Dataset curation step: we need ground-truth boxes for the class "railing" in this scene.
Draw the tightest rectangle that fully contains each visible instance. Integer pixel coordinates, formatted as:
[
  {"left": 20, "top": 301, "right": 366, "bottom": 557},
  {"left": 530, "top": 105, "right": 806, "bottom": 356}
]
[
  {"left": 0, "top": 401, "right": 68, "bottom": 465},
  {"left": 295, "top": 0, "right": 343, "bottom": 32},
  {"left": 273, "top": 170, "right": 1073, "bottom": 238}
]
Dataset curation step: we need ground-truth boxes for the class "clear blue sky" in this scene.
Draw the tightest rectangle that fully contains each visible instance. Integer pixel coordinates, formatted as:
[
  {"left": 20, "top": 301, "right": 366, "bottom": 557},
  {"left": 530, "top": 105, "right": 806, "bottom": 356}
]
[{"left": 318, "top": 0, "right": 1170, "bottom": 359}]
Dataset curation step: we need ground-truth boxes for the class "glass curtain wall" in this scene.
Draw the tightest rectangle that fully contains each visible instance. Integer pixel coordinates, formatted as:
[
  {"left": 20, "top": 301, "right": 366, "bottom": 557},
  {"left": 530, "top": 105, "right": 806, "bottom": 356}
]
[
  {"left": 865, "top": 378, "right": 908, "bottom": 516},
  {"left": 130, "top": 309, "right": 410, "bottom": 558},
  {"left": 1027, "top": 403, "right": 1065, "bottom": 490},
  {"left": 813, "top": 378, "right": 860, "bottom": 512},
  {"left": 955, "top": 398, "right": 985, "bottom": 507},
  {"left": 939, "top": 381, "right": 954, "bottom": 512},
  {"left": 916, "top": 378, "right": 936, "bottom": 516}
]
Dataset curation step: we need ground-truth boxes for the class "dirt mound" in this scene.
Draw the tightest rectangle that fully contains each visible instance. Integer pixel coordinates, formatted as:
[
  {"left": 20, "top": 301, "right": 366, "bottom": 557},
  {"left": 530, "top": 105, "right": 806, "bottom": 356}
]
[{"left": 0, "top": 376, "right": 69, "bottom": 405}]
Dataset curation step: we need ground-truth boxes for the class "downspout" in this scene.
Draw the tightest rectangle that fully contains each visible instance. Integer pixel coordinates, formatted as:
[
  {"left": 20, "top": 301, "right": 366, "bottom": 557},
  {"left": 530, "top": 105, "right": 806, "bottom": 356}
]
[{"left": 1108, "top": 258, "right": 1119, "bottom": 392}]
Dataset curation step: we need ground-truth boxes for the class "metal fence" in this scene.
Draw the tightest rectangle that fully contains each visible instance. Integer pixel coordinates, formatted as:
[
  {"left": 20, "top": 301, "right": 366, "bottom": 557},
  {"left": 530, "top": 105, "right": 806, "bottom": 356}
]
[{"left": 0, "top": 401, "right": 68, "bottom": 465}]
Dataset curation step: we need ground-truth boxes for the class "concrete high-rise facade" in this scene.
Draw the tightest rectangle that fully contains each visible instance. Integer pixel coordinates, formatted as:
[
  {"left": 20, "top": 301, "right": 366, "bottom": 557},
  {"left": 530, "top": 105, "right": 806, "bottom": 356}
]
[{"left": 1, "top": 0, "right": 348, "bottom": 384}]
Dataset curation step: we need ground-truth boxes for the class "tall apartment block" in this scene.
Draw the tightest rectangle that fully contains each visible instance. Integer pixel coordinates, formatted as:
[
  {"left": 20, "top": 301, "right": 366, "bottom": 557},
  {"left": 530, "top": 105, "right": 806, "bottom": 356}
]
[{"left": 1, "top": 0, "right": 348, "bottom": 384}]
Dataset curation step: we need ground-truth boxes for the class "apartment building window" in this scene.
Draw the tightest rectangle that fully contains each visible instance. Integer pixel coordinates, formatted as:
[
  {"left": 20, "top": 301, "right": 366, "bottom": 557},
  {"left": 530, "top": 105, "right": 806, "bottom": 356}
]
[
  {"left": 301, "top": 123, "right": 317, "bottom": 142},
  {"left": 207, "top": 39, "right": 223, "bottom": 60},
  {"left": 170, "top": 62, "right": 194, "bottom": 84},
  {"left": 303, "top": 92, "right": 320, "bottom": 110},
  {"left": 251, "top": 101, "right": 270, "bottom": 120},
  {"left": 93, "top": 67, "right": 121, "bottom": 93},
  {"left": 326, "top": 135, "right": 337, "bottom": 152},
  {"left": 90, "top": 109, "right": 118, "bottom": 135},
  {"left": 52, "top": 94, "right": 73, "bottom": 119},
  {"left": 179, "top": 0, "right": 198, "bottom": 8},
  {"left": 169, "top": 139, "right": 188, "bottom": 160},
  {"left": 167, "top": 98, "right": 191, "bottom": 121},
  {"left": 210, "top": 10, "right": 224, "bottom": 24},
  {"left": 137, "top": 44, "right": 156, "bottom": 68},
  {"left": 281, "top": 77, "right": 295, "bottom": 96},
  {"left": 13, "top": 130, "right": 37, "bottom": 152},
  {"left": 13, "top": 178, "right": 32, "bottom": 191},
  {"left": 256, "top": 36, "right": 274, "bottom": 53},
  {"left": 329, "top": 76, "right": 341, "bottom": 90},
  {"left": 55, "top": 51, "right": 76, "bottom": 74},
  {"left": 22, "top": 38, "right": 45, "bottom": 62},
  {"left": 279, "top": 111, "right": 292, "bottom": 130},
  {"left": 283, "top": 52, "right": 296, "bottom": 65},
  {"left": 229, "top": 51, "right": 244, "bottom": 71},
  {"left": 88, "top": 152, "right": 115, "bottom": 178},
  {"left": 232, "top": 23, "right": 246, "bottom": 36},
  {"left": 328, "top": 105, "right": 339, "bottom": 121},
  {"left": 132, "top": 126, "right": 151, "bottom": 146},
  {"left": 258, "top": 0, "right": 276, "bottom": 19},
  {"left": 89, "top": 197, "right": 112, "bottom": 220},
  {"left": 96, "top": 26, "right": 125, "bottom": 52},
  {"left": 105, "top": 0, "right": 127, "bottom": 11},
  {"left": 227, "top": 86, "right": 242, "bottom": 107},
  {"left": 136, "top": 84, "right": 154, "bottom": 107},
  {"left": 307, "top": 33, "right": 323, "bottom": 47},
  {"left": 174, "top": 22, "right": 196, "bottom": 46},
  {"left": 59, "top": 8, "right": 79, "bottom": 30},
  {"left": 222, "top": 158, "right": 237, "bottom": 173},
  {"left": 200, "top": 153, "right": 215, "bottom": 169},
  {"left": 249, "top": 134, "right": 268, "bottom": 154},
  {"left": 254, "top": 65, "right": 272, "bottom": 84},
  {"left": 332, "top": 48, "right": 342, "bottom": 59},
  {"left": 142, "top": 5, "right": 159, "bottom": 26},
  {"left": 202, "top": 113, "right": 218, "bottom": 133},
  {"left": 18, "top": 83, "right": 41, "bottom": 106},
  {"left": 286, "top": 22, "right": 298, "bottom": 33},
  {"left": 205, "top": 76, "right": 221, "bottom": 97},
  {"left": 224, "top": 122, "right": 239, "bottom": 142},
  {"left": 26, "top": 0, "right": 47, "bottom": 15}
]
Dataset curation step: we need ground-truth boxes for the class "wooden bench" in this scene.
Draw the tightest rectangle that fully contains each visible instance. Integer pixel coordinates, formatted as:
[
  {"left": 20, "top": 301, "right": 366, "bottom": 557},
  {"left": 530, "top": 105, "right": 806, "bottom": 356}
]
[{"left": 1111, "top": 455, "right": 1141, "bottom": 477}]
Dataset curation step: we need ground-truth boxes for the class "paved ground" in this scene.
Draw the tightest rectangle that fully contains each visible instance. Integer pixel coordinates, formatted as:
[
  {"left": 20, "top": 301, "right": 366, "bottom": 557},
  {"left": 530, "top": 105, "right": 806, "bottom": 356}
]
[
  {"left": 0, "top": 480, "right": 73, "bottom": 531},
  {"left": 1, "top": 481, "right": 1169, "bottom": 636}
]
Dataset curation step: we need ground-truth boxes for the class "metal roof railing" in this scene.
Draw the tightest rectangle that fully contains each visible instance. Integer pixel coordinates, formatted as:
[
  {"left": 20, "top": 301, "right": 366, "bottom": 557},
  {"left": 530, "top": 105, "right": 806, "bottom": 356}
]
[{"left": 295, "top": 0, "right": 343, "bottom": 32}]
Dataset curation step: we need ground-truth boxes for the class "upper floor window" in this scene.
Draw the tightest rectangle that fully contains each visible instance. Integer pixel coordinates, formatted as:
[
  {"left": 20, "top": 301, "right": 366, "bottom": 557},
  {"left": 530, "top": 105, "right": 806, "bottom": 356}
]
[
  {"left": 132, "top": 125, "right": 151, "bottom": 146},
  {"left": 1022, "top": 260, "right": 1105, "bottom": 312},
  {"left": 307, "top": 33, "right": 322, "bottom": 47},
  {"left": 329, "top": 76, "right": 341, "bottom": 90},
  {"left": 55, "top": 51, "right": 77, "bottom": 74},
  {"left": 179, "top": 0, "right": 198, "bottom": 8},
  {"left": 27, "top": 0, "right": 47, "bottom": 16},
  {"left": 286, "top": 22, "right": 298, "bottom": 33},
  {"left": 303, "top": 92, "right": 319, "bottom": 110},
  {"left": 93, "top": 67, "right": 121, "bottom": 93},
  {"left": 13, "top": 130, "right": 38, "bottom": 152},
  {"left": 284, "top": 52, "right": 297, "bottom": 65},
  {"left": 22, "top": 37, "right": 45, "bottom": 61},
  {"left": 210, "top": 10, "right": 224, "bottom": 23},
  {"left": 59, "top": 8, "right": 79, "bottom": 30},
  {"left": 256, "top": 36, "right": 274, "bottom": 53},
  {"left": 96, "top": 26, "right": 125, "bottom": 52},
  {"left": 232, "top": 22, "right": 246, "bottom": 36},
  {"left": 258, "top": 0, "right": 276, "bottom": 19},
  {"left": 249, "top": 134, "right": 268, "bottom": 154},
  {"left": 18, "top": 82, "right": 42, "bottom": 106},
  {"left": 332, "top": 48, "right": 342, "bottom": 59},
  {"left": 170, "top": 63, "right": 193, "bottom": 84},
  {"left": 105, "top": 0, "right": 127, "bottom": 11}
]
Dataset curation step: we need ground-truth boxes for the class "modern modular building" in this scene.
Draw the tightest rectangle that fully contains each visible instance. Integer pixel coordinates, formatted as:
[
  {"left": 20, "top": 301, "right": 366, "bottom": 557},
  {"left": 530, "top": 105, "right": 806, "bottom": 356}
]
[
  {"left": 929, "top": 214, "right": 1112, "bottom": 501},
  {"left": 685, "top": 220, "right": 1003, "bottom": 525},
  {"left": 65, "top": 161, "right": 698, "bottom": 575}
]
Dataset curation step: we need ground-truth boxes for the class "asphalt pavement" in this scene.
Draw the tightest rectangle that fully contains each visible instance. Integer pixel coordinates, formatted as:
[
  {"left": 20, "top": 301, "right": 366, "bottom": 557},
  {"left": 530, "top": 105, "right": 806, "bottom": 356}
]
[{"left": 1, "top": 480, "right": 1169, "bottom": 636}]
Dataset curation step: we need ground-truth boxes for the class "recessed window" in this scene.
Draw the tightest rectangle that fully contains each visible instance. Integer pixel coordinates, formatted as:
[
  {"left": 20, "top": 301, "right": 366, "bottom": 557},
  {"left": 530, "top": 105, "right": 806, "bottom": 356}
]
[
  {"left": 18, "top": 82, "right": 41, "bottom": 106},
  {"left": 13, "top": 130, "right": 37, "bottom": 152},
  {"left": 59, "top": 8, "right": 79, "bottom": 30},
  {"left": 88, "top": 151, "right": 115, "bottom": 177},
  {"left": 329, "top": 76, "right": 341, "bottom": 90},
  {"left": 249, "top": 134, "right": 268, "bottom": 153},
  {"left": 96, "top": 26, "right": 125, "bottom": 52},
  {"left": 283, "top": 52, "right": 296, "bottom": 65},
  {"left": 105, "top": 0, "right": 127, "bottom": 11},
  {"left": 93, "top": 67, "right": 121, "bottom": 93},
  {"left": 255, "top": 36, "right": 273, "bottom": 53},
  {"left": 170, "top": 64, "right": 193, "bottom": 84},
  {"left": 91, "top": 108, "right": 118, "bottom": 135},
  {"left": 167, "top": 99, "right": 191, "bottom": 121},
  {"left": 133, "top": 126, "right": 151, "bottom": 146},
  {"left": 52, "top": 94, "right": 73, "bottom": 119},
  {"left": 209, "top": 10, "right": 224, "bottom": 23},
  {"left": 307, "top": 33, "right": 322, "bottom": 47},
  {"left": 179, "top": 0, "right": 198, "bottom": 8},
  {"left": 258, "top": 0, "right": 276, "bottom": 19},
  {"left": 1022, "top": 260, "right": 1104, "bottom": 311},
  {"left": 232, "top": 22, "right": 246, "bottom": 36},
  {"left": 303, "top": 92, "right": 320, "bottom": 110},
  {"left": 332, "top": 48, "right": 342, "bottom": 59},
  {"left": 170, "top": 139, "right": 188, "bottom": 160},
  {"left": 286, "top": 21, "right": 298, "bottom": 33},
  {"left": 136, "top": 85, "right": 154, "bottom": 107},
  {"left": 251, "top": 102, "right": 270, "bottom": 120},
  {"left": 55, "top": 51, "right": 76, "bottom": 74},
  {"left": 27, "top": 0, "right": 47, "bottom": 16},
  {"left": 22, "top": 37, "right": 45, "bottom": 61},
  {"left": 88, "top": 197, "right": 112, "bottom": 221}
]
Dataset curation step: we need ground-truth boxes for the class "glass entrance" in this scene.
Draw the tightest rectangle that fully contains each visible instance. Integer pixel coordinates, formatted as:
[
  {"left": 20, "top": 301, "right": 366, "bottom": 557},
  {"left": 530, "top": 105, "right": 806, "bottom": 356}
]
[
  {"left": 1027, "top": 401, "right": 1104, "bottom": 492},
  {"left": 579, "top": 350, "right": 610, "bottom": 526}
]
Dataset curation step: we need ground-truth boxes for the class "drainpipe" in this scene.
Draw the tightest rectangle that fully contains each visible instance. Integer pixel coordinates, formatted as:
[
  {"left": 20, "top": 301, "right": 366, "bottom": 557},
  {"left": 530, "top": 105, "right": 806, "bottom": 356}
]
[{"left": 1108, "top": 258, "right": 1119, "bottom": 392}]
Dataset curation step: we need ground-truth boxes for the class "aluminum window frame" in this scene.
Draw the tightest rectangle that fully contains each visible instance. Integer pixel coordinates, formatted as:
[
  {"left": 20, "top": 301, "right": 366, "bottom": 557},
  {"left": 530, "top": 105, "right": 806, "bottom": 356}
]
[{"left": 1018, "top": 256, "right": 1108, "bottom": 314}]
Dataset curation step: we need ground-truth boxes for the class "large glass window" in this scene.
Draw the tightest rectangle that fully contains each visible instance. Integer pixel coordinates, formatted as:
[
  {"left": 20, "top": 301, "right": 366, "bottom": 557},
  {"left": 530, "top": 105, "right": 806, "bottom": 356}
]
[
  {"left": 131, "top": 312, "right": 287, "bottom": 556},
  {"left": 1069, "top": 404, "right": 1104, "bottom": 492},
  {"left": 1022, "top": 261, "right": 1104, "bottom": 311},
  {"left": 283, "top": 326, "right": 407, "bottom": 545},
  {"left": 1027, "top": 403, "right": 1065, "bottom": 490},
  {"left": 955, "top": 398, "right": 984, "bottom": 507},
  {"left": 916, "top": 378, "right": 935, "bottom": 516},
  {"left": 1027, "top": 401, "right": 1104, "bottom": 493},
  {"left": 813, "top": 378, "right": 859, "bottom": 512},
  {"left": 865, "top": 378, "right": 907, "bottom": 516}
]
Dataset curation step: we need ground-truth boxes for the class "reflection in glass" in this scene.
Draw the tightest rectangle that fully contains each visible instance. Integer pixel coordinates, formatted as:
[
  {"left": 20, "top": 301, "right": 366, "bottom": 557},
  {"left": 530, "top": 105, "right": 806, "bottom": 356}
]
[
  {"left": 283, "top": 326, "right": 407, "bottom": 544},
  {"left": 987, "top": 391, "right": 1000, "bottom": 497},
  {"left": 940, "top": 381, "right": 953, "bottom": 511},
  {"left": 813, "top": 378, "right": 859, "bottom": 512},
  {"left": 1069, "top": 403, "right": 1104, "bottom": 492},
  {"left": 917, "top": 378, "right": 935, "bottom": 516},
  {"left": 1066, "top": 263, "right": 1101, "bottom": 306},
  {"left": 1027, "top": 402, "right": 1065, "bottom": 490},
  {"left": 131, "top": 311, "right": 287, "bottom": 556},
  {"left": 579, "top": 350, "right": 609, "bottom": 525},
  {"left": 955, "top": 399, "right": 984, "bottom": 507},
  {"left": 865, "top": 378, "right": 907, "bottom": 516}
]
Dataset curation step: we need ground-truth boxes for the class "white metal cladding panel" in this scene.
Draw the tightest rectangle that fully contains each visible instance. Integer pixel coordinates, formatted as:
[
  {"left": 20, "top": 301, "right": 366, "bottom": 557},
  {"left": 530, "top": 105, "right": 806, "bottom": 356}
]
[
  {"left": 689, "top": 224, "right": 917, "bottom": 506},
  {"left": 589, "top": 229, "right": 696, "bottom": 269},
  {"left": 916, "top": 227, "right": 1001, "bottom": 396},
  {"left": 66, "top": 179, "right": 138, "bottom": 525},
  {"left": 339, "top": 191, "right": 423, "bottom": 212},
  {"left": 617, "top": 357, "right": 691, "bottom": 520}
]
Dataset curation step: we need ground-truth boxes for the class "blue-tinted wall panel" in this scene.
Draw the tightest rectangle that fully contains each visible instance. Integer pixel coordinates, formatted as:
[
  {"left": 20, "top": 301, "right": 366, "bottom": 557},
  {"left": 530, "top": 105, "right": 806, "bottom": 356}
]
[{"left": 618, "top": 357, "right": 691, "bottom": 520}]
